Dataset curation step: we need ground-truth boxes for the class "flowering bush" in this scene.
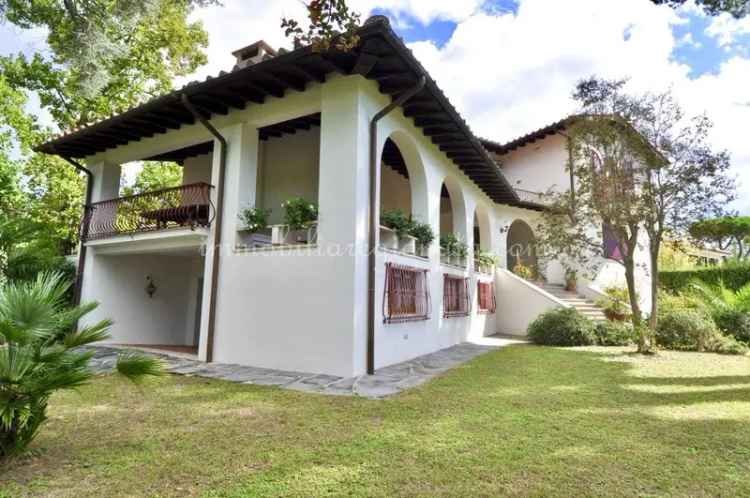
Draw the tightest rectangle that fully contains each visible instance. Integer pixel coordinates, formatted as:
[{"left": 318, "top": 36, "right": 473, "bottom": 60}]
[{"left": 238, "top": 206, "right": 271, "bottom": 233}]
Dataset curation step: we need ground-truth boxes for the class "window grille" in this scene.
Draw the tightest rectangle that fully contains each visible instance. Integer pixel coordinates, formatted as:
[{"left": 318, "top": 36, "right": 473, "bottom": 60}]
[
  {"left": 477, "top": 281, "right": 496, "bottom": 313},
  {"left": 383, "top": 263, "right": 431, "bottom": 323},
  {"left": 443, "top": 275, "right": 470, "bottom": 318}
]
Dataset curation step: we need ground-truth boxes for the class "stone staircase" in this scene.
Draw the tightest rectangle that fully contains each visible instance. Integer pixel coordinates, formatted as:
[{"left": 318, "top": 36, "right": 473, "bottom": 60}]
[{"left": 539, "top": 283, "right": 607, "bottom": 322}]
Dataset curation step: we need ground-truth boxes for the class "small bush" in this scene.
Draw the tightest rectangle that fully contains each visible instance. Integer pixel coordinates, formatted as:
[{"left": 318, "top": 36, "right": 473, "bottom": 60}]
[
  {"left": 528, "top": 308, "right": 597, "bottom": 346},
  {"left": 706, "top": 333, "right": 749, "bottom": 355},
  {"left": 656, "top": 309, "right": 717, "bottom": 351},
  {"left": 594, "top": 321, "right": 634, "bottom": 346},
  {"left": 713, "top": 308, "right": 750, "bottom": 344}
]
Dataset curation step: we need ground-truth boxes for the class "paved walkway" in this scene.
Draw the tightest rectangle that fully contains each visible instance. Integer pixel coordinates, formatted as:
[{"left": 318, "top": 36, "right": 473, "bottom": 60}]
[{"left": 85, "top": 335, "right": 525, "bottom": 399}]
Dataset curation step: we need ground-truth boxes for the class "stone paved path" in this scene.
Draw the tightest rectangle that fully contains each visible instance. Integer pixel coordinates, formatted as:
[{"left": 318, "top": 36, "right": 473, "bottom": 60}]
[{"left": 85, "top": 335, "right": 525, "bottom": 399}]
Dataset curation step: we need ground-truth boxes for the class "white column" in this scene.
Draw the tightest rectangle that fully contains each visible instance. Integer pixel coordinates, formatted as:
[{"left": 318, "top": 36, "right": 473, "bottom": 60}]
[
  {"left": 88, "top": 161, "right": 121, "bottom": 202},
  {"left": 319, "top": 75, "right": 370, "bottom": 375},
  {"left": 220, "top": 122, "right": 260, "bottom": 235},
  {"left": 196, "top": 122, "right": 260, "bottom": 361}
]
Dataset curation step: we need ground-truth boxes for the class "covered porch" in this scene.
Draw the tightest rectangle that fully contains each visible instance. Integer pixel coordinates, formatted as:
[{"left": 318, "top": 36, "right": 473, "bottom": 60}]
[{"left": 81, "top": 246, "right": 206, "bottom": 356}]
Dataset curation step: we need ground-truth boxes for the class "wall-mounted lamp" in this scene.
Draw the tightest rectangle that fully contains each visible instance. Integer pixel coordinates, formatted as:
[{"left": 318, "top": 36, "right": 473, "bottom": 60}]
[{"left": 145, "top": 275, "right": 157, "bottom": 298}]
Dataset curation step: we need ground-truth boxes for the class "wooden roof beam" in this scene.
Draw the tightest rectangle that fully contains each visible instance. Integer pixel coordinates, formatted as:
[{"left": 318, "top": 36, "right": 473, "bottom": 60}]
[
  {"left": 191, "top": 95, "right": 231, "bottom": 115},
  {"left": 350, "top": 53, "right": 378, "bottom": 76},
  {"left": 262, "top": 71, "right": 306, "bottom": 92},
  {"left": 248, "top": 79, "right": 284, "bottom": 99}
]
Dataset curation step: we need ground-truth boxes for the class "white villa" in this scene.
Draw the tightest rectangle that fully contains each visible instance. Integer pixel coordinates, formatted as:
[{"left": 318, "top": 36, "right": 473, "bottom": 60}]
[{"left": 37, "top": 17, "right": 651, "bottom": 378}]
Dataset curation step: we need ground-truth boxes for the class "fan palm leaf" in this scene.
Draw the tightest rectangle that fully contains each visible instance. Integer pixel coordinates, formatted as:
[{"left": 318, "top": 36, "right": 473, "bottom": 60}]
[{"left": 0, "top": 272, "right": 162, "bottom": 458}]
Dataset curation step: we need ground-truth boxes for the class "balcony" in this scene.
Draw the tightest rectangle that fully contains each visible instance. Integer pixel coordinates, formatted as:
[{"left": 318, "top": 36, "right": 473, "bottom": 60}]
[{"left": 81, "top": 182, "right": 215, "bottom": 242}]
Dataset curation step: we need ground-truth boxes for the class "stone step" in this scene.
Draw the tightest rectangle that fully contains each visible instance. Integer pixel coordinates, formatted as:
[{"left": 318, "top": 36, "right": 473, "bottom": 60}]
[{"left": 536, "top": 283, "right": 608, "bottom": 320}]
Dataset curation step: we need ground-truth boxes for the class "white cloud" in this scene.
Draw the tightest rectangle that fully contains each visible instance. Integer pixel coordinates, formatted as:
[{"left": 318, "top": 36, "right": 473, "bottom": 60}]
[
  {"left": 404, "top": 0, "right": 749, "bottom": 212},
  {"left": 706, "top": 13, "right": 750, "bottom": 47},
  {"left": 184, "top": 0, "right": 485, "bottom": 83},
  {"left": 2, "top": 0, "right": 748, "bottom": 211}
]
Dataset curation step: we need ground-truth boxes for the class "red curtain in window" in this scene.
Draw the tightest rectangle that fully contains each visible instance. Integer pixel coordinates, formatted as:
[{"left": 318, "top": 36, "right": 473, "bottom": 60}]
[
  {"left": 383, "top": 263, "right": 431, "bottom": 323},
  {"left": 444, "top": 275, "right": 470, "bottom": 318},
  {"left": 477, "top": 281, "right": 496, "bottom": 313}
]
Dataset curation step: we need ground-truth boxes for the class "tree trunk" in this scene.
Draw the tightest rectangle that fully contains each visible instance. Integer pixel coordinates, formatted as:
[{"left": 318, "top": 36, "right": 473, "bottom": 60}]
[
  {"left": 623, "top": 252, "right": 647, "bottom": 352},
  {"left": 648, "top": 236, "right": 660, "bottom": 338}
]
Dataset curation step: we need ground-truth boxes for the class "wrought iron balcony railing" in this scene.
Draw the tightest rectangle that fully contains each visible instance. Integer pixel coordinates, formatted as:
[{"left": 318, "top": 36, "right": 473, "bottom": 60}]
[{"left": 81, "top": 182, "right": 215, "bottom": 242}]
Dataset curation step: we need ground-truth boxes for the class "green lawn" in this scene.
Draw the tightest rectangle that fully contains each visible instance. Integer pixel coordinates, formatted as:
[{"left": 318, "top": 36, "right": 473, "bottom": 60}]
[{"left": 2, "top": 345, "right": 749, "bottom": 497}]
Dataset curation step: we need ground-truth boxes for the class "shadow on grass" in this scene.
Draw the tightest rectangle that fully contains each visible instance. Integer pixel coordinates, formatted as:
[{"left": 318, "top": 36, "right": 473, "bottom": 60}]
[{"left": 3, "top": 344, "right": 750, "bottom": 497}]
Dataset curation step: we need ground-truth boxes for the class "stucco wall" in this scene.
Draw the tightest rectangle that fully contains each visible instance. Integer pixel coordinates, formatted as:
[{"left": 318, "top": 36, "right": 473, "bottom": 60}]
[
  {"left": 498, "top": 133, "right": 570, "bottom": 195},
  {"left": 81, "top": 252, "right": 203, "bottom": 346},
  {"left": 182, "top": 153, "right": 212, "bottom": 185},
  {"left": 258, "top": 128, "right": 320, "bottom": 225},
  {"left": 495, "top": 269, "right": 564, "bottom": 335},
  {"left": 381, "top": 165, "right": 411, "bottom": 215}
]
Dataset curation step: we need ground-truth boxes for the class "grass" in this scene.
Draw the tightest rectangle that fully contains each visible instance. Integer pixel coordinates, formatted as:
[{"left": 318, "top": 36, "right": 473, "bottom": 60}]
[{"left": 2, "top": 345, "right": 749, "bottom": 497}]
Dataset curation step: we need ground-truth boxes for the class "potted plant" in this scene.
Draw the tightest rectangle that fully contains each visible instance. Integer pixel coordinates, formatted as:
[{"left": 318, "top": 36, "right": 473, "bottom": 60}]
[
  {"left": 238, "top": 206, "right": 272, "bottom": 246},
  {"left": 564, "top": 267, "right": 578, "bottom": 292},
  {"left": 453, "top": 240, "right": 468, "bottom": 267},
  {"left": 409, "top": 222, "right": 434, "bottom": 258},
  {"left": 381, "top": 209, "right": 415, "bottom": 253},
  {"left": 440, "top": 233, "right": 458, "bottom": 265},
  {"left": 596, "top": 285, "right": 632, "bottom": 321},
  {"left": 476, "top": 251, "right": 498, "bottom": 273},
  {"left": 512, "top": 261, "right": 534, "bottom": 281},
  {"left": 282, "top": 197, "right": 318, "bottom": 244}
]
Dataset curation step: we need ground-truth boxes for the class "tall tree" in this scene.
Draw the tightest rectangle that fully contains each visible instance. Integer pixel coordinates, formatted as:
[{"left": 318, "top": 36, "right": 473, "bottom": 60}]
[
  {"left": 0, "top": 0, "right": 217, "bottom": 128},
  {"left": 121, "top": 162, "right": 183, "bottom": 197},
  {"left": 633, "top": 87, "right": 735, "bottom": 332},
  {"left": 0, "top": 0, "right": 219, "bottom": 274},
  {"left": 536, "top": 78, "right": 735, "bottom": 353},
  {"left": 690, "top": 216, "right": 750, "bottom": 257},
  {"left": 652, "top": 0, "right": 749, "bottom": 17}
]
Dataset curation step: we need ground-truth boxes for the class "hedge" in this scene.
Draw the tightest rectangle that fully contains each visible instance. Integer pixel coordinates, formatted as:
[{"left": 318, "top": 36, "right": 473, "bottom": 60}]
[{"left": 660, "top": 264, "right": 750, "bottom": 293}]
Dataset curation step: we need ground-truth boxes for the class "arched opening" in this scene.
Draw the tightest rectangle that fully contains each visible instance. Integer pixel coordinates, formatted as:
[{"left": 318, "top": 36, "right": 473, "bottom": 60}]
[
  {"left": 379, "top": 133, "right": 429, "bottom": 255},
  {"left": 438, "top": 177, "right": 468, "bottom": 265},
  {"left": 380, "top": 138, "right": 411, "bottom": 215},
  {"left": 507, "top": 219, "right": 537, "bottom": 273},
  {"left": 439, "top": 184, "right": 453, "bottom": 235}
]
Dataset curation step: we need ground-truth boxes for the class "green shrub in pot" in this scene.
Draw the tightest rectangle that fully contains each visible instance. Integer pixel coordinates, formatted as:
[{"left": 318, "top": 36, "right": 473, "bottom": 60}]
[
  {"left": 282, "top": 197, "right": 318, "bottom": 230},
  {"left": 238, "top": 206, "right": 271, "bottom": 233}
]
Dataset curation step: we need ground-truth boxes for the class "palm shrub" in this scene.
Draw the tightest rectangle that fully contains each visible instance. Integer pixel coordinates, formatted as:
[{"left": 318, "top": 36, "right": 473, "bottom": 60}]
[
  {"left": 0, "top": 273, "right": 163, "bottom": 458},
  {"left": 686, "top": 280, "right": 750, "bottom": 344}
]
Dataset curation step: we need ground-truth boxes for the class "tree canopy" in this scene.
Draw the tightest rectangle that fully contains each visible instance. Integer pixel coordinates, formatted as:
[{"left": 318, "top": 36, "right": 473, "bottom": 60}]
[
  {"left": 652, "top": 0, "right": 749, "bottom": 18},
  {"left": 690, "top": 216, "right": 750, "bottom": 257},
  {"left": 0, "top": 0, "right": 219, "bottom": 283},
  {"left": 536, "top": 77, "right": 735, "bottom": 352}
]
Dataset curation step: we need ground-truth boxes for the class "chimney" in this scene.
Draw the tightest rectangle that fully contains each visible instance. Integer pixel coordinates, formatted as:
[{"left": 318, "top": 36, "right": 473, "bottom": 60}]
[{"left": 232, "top": 41, "right": 278, "bottom": 70}]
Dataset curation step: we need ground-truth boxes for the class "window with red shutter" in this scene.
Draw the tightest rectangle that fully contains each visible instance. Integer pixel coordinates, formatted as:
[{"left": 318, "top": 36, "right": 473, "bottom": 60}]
[
  {"left": 383, "top": 263, "right": 431, "bottom": 323},
  {"left": 443, "top": 275, "right": 470, "bottom": 318},
  {"left": 477, "top": 281, "right": 496, "bottom": 313}
]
